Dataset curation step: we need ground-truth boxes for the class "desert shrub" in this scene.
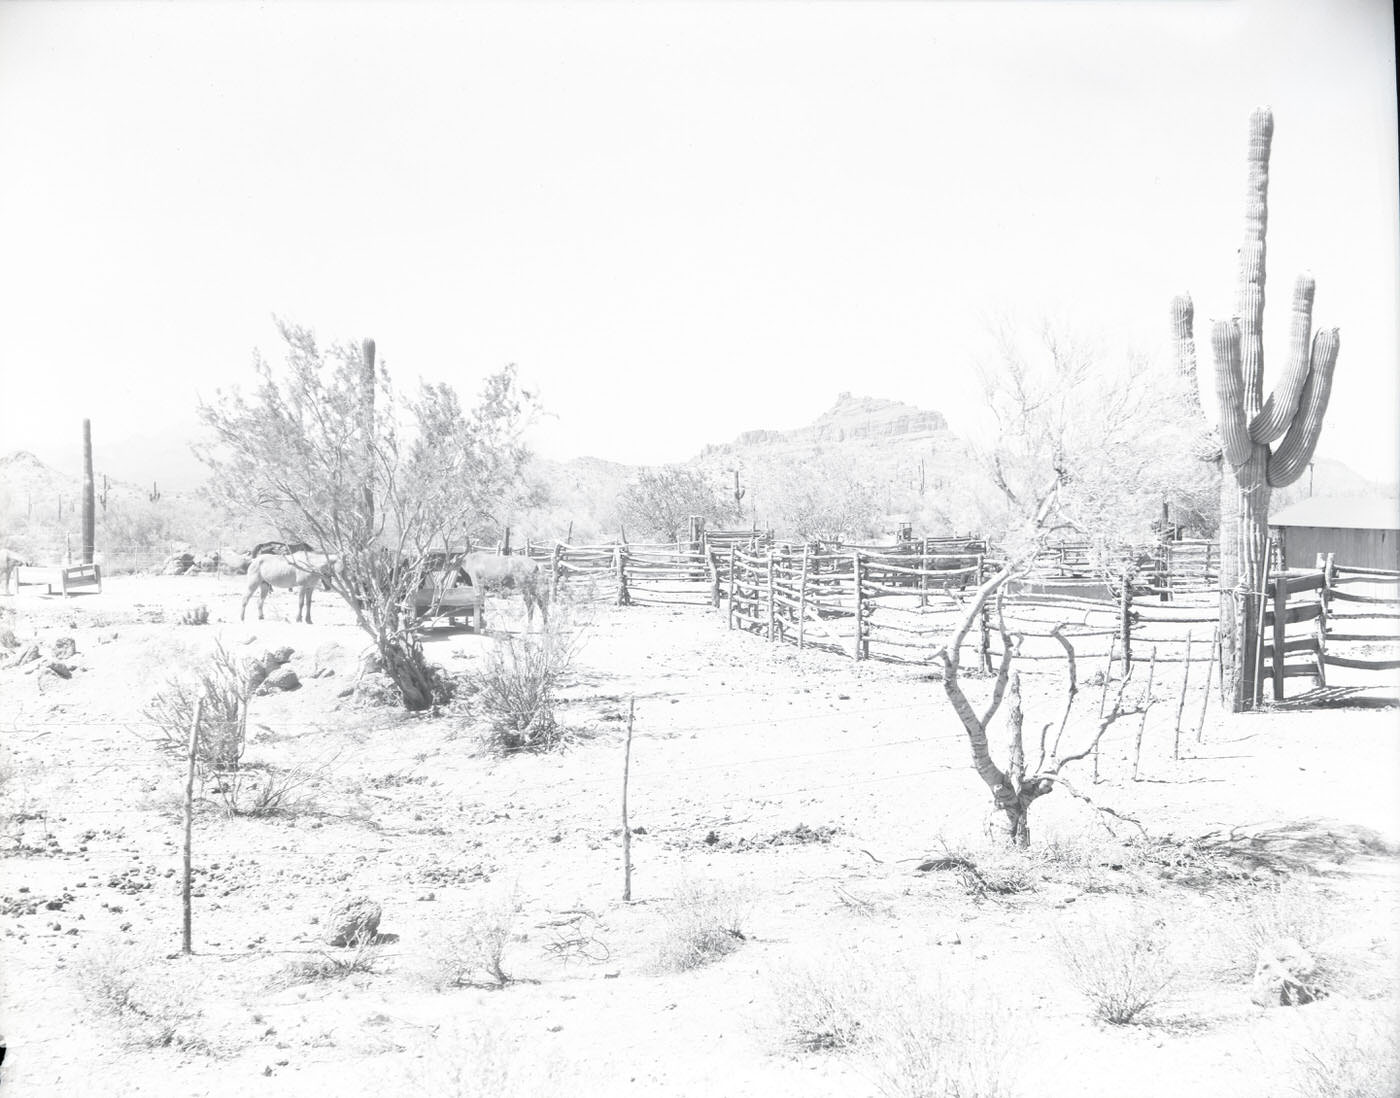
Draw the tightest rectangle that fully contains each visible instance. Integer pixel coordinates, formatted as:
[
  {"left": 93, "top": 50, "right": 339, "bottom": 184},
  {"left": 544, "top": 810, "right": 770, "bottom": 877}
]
[
  {"left": 431, "top": 887, "right": 521, "bottom": 989},
  {"left": 771, "top": 951, "right": 894, "bottom": 1051},
  {"left": 1286, "top": 998, "right": 1400, "bottom": 1098},
  {"left": 80, "top": 943, "right": 206, "bottom": 1050},
  {"left": 143, "top": 641, "right": 250, "bottom": 774},
  {"left": 407, "top": 1023, "right": 560, "bottom": 1097},
  {"left": 214, "top": 760, "right": 328, "bottom": 819},
  {"left": 269, "top": 940, "right": 379, "bottom": 987},
  {"left": 178, "top": 604, "right": 210, "bottom": 626},
  {"left": 863, "top": 980, "right": 1022, "bottom": 1098},
  {"left": 1057, "top": 904, "right": 1179, "bottom": 1024},
  {"left": 652, "top": 880, "right": 748, "bottom": 972},
  {"left": 1215, "top": 877, "right": 1379, "bottom": 996},
  {"left": 471, "top": 627, "right": 579, "bottom": 754}
]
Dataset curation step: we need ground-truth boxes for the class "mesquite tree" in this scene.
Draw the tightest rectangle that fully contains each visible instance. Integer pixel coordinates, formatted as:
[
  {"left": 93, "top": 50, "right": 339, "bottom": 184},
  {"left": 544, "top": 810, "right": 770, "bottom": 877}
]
[
  {"left": 197, "top": 321, "right": 534, "bottom": 710},
  {"left": 1172, "top": 108, "right": 1340, "bottom": 711},
  {"left": 936, "top": 324, "right": 1196, "bottom": 844}
]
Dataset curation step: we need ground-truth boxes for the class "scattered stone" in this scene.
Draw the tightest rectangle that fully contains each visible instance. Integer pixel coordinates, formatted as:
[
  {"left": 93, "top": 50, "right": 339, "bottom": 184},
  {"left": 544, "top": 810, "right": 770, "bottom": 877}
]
[
  {"left": 0, "top": 628, "right": 18, "bottom": 649},
  {"left": 50, "top": 636, "right": 76, "bottom": 659},
  {"left": 1251, "top": 937, "right": 1324, "bottom": 1007},
  {"left": 257, "top": 668, "right": 301, "bottom": 694},
  {"left": 322, "top": 897, "right": 382, "bottom": 947},
  {"left": 13, "top": 644, "right": 40, "bottom": 667},
  {"left": 45, "top": 661, "right": 73, "bottom": 679}
]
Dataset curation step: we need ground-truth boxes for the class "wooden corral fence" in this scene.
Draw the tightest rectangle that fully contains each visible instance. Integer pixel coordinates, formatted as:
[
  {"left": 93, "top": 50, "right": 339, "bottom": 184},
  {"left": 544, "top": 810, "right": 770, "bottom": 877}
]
[{"left": 1259, "top": 555, "right": 1400, "bottom": 699}]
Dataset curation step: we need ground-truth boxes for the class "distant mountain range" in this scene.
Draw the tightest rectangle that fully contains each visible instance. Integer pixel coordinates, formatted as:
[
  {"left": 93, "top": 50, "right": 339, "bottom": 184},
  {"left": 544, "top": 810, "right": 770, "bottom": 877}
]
[{"left": 3, "top": 391, "right": 1393, "bottom": 543}]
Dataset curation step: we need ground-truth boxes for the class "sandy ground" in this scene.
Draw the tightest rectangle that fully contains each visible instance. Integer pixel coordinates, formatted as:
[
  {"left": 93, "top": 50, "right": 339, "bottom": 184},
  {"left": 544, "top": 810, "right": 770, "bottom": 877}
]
[{"left": 1, "top": 573, "right": 1398, "bottom": 1097}]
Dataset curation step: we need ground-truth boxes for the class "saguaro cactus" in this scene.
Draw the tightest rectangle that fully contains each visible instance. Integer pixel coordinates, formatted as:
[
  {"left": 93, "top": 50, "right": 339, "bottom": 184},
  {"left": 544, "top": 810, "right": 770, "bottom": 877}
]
[
  {"left": 82, "top": 419, "right": 95, "bottom": 564},
  {"left": 1172, "top": 108, "right": 1341, "bottom": 712}
]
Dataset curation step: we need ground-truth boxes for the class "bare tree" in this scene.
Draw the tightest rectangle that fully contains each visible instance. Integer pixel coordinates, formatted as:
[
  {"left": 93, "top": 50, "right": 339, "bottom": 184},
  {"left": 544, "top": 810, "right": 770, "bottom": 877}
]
[
  {"left": 196, "top": 321, "right": 535, "bottom": 710},
  {"left": 934, "top": 323, "right": 1200, "bottom": 843}
]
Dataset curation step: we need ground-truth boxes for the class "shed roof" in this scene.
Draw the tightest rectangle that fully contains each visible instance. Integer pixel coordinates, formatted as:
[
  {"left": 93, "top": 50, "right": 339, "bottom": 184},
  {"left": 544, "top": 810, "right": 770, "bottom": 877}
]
[{"left": 1269, "top": 495, "right": 1400, "bottom": 531}]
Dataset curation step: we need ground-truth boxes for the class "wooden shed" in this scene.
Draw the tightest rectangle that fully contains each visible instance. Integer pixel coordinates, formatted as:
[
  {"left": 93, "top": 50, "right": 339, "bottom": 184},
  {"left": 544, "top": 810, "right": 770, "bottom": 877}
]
[{"left": 1270, "top": 495, "right": 1400, "bottom": 571}]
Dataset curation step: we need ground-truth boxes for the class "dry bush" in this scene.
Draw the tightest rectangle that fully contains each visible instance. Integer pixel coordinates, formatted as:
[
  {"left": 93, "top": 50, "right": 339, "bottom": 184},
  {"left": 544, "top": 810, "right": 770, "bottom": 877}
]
[
  {"left": 1215, "top": 877, "right": 1380, "bottom": 997},
  {"left": 407, "top": 1023, "right": 561, "bottom": 1097},
  {"left": 80, "top": 943, "right": 207, "bottom": 1050},
  {"left": 862, "top": 979, "right": 1023, "bottom": 1098},
  {"left": 1057, "top": 904, "right": 1179, "bottom": 1024},
  {"left": 214, "top": 760, "right": 329, "bottom": 819},
  {"left": 771, "top": 951, "right": 897, "bottom": 1051},
  {"left": 1285, "top": 998, "right": 1400, "bottom": 1098},
  {"left": 178, "top": 604, "right": 210, "bottom": 626},
  {"left": 652, "top": 880, "right": 748, "bottom": 972},
  {"left": 430, "top": 887, "right": 522, "bottom": 989},
  {"left": 143, "top": 640, "right": 250, "bottom": 774},
  {"left": 471, "top": 625, "right": 581, "bottom": 754},
  {"left": 269, "top": 940, "right": 380, "bottom": 987}
]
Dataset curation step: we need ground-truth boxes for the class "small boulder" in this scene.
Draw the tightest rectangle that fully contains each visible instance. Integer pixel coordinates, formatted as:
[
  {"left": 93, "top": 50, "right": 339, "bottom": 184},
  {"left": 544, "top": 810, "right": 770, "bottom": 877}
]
[
  {"left": 0, "top": 628, "right": 18, "bottom": 649},
  {"left": 322, "top": 897, "right": 382, "bottom": 947},
  {"left": 51, "top": 636, "right": 77, "bottom": 660},
  {"left": 1251, "top": 937, "right": 1323, "bottom": 1007},
  {"left": 257, "top": 668, "right": 301, "bottom": 694}
]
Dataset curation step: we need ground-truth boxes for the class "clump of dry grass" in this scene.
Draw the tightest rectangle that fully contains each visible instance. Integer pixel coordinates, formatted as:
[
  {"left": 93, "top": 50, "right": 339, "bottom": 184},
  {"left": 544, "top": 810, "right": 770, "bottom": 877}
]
[
  {"left": 1057, "top": 904, "right": 1179, "bottom": 1024},
  {"left": 770, "top": 951, "right": 895, "bottom": 1051},
  {"left": 80, "top": 943, "right": 207, "bottom": 1050},
  {"left": 430, "top": 887, "right": 522, "bottom": 989},
  {"left": 178, "top": 604, "right": 210, "bottom": 626},
  {"left": 863, "top": 979, "right": 1023, "bottom": 1098},
  {"left": 1286, "top": 998, "right": 1400, "bottom": 1098},
  {"left": 406, "top": 1023, "right": 561, "bottom": 1097},
  {"left": 269, "top": 940, "right": 380, "bottom": 988},
  {"left": 652, "top": 880, "right": 749, "bottom": 972},
  {"left": 1215, "top": 877, "right": 1385, "bottom": 998}
]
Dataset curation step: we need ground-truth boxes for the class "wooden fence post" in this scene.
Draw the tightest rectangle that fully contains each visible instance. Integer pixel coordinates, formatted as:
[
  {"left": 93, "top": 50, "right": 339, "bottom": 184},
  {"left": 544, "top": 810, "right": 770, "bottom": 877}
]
[
  {"left": 797, "top": 545, "right": 809, "bottom": 649},
  {"left": 1195, "top": 622, "right": 1219, "bottom": 743},
  {"left": 1172, "top": 630, "right": 1192, "bottom": 759},
  {"left": 727, "top": 546, "right": 736, "bottom": 630},
  {"left": 765, "top": 550, "right": 775, "bottom": 641},
  {"left": 919, "top": 537, "right": 929, "bottom": 609},
  {"left": 622, "top": 697, "right": 634, "bottom": 902},
  {"left": 615, "top": 543, "right": 631, "bottom": 607},
  {"left": 1131, "top": 647, "right": 1156, "bottom": 781},
  {"left": 1119, "top": 570, "right": 1134, "bottom": 671},
  {"left": 1314, "top": 553, "right": 1331, "bottom": 687},
  {"left": 976, "top": 554, "right": 992, "bottom": 673},
  {"left": 1252, "top": 538, "right": 1275, "bottom": 707},
  {"left": 1271, "top": 572, "right": 1287, "bottom": 702},
  {"left": 182, "top": 697, "right": 204, "bottom": 955},
  {"left": 551, "top": 543, "right": 563, "bottom": 603},
  {"left": 852, "top": 551, "right": 864, "bottom": 661}
]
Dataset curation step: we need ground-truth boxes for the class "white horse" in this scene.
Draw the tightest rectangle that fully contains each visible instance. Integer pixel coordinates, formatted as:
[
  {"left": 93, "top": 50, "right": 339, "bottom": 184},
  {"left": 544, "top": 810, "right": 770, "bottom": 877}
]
[
  {"left": 241, "top": 552, "right": 336, "bottom": 623},
  {"left": 458, "top": 551, "right": 549, "bottom": 628}
]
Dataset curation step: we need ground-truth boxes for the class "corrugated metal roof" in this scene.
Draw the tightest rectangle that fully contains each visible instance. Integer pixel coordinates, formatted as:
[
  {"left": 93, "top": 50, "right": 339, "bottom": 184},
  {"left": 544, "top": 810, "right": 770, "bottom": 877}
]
[{"left": 1270, "top": 495, "right": 1400, "bottom": 531}]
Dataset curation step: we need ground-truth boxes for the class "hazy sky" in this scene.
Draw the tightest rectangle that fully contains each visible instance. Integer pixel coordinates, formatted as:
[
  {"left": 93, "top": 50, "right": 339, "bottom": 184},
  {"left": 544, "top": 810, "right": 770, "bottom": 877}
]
[{"left": 1, "top": 0, "right": 1395, "bottom": 490}]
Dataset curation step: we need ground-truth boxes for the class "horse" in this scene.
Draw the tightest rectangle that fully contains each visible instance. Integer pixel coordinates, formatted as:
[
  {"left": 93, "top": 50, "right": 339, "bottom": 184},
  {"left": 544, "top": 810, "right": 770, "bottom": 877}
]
[
  {"left": 241, "top": 551, "right": 336, "bottom": 623},
  {"left": 0, "top": 549, "right": 27, "bottom": 595},
  {"left": 457, "top": 551, "right": 549, "bottom": 628}
]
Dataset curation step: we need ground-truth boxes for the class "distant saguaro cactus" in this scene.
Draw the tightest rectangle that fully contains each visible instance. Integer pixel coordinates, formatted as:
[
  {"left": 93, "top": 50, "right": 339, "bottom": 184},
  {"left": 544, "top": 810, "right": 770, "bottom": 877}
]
[
  {"left": 1172, "top": 108, "right": 1341, "bottom": 712},
  {"left": 149, "top": 481, "right": 161, "bottom": 503},
  {"left": 82, "top": 419, "right": 95, "bottom": 564},
  {"left": 733, "top": 470, "right": 746, "bottom": 507}
]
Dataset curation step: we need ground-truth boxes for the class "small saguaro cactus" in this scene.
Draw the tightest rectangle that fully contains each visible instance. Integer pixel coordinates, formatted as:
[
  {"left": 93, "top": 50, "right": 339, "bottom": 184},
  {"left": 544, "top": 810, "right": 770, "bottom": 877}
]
[
  {"left": 82, "top": 419, "right": 95, "bottom": 564},
  {"left": 149, "top": 481, "right": 161, "bottom": 503},
  {"left": 1172, "top": 108, "right": 1341, "bottom": 712},
  {"left": 733, "top": 470, "right": 746, "bottom": 506}
]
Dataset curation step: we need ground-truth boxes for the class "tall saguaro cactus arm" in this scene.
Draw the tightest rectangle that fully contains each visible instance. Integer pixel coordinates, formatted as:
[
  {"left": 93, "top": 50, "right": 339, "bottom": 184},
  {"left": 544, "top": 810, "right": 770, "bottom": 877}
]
[
  {"left": 1267, "top": 326, "right": 1341, "bottom": 487},
  {"left": 1250, "top": 275, "right": 1317, "bottom": 442},
  {"left": 1211, "top": 320, "right": 1253, "bottom": 467}
]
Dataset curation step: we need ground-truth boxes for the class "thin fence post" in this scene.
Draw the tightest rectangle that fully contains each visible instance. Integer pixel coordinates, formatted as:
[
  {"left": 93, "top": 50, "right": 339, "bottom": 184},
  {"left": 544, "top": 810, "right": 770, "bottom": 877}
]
[
  {"left": 798, "top": 545, "right": 809, "bottom": 650},
  {"left": 1131, "top": 647, "right": 1157, "bottom": 781},
  {"left": 1314, "top": 553, "right": 1332, "bottom": 687},
  {"left": 919, "top": 537, "right": 928, "bottom": 609},
  {"left": 1119, "top": 570, "right": 1134, "bottom": 672},
  {"left": 767, "top": 550, "right": 776, "bottom": 642},
  {"left": 976, "top": 554, "right": 992, "bottom": 673},
  {"left": 852, "top": 551, "right": 864, "bottom": 660},
  {"left": 1094, "top": 634, "right": 1116, "bottom": 783},
  {"left": 1253, "top": 538, "right": 1275, "bottom": 708},
  {"left": 727, "top": 546, "right": 736, "bottom": 630},
  {"left": 615, "top": 543, "right": 631, "bottom": 607},
  {"left": 1172, "top": 630, "right": 1193, "bottom": 759},
  {"left": 622, "top": 697, "right": 634, "bottom": 902},
  {"left": 1271, "top": 570, "right": 1287, "bottom": 702},
  {"left": 1195, "top": 622, "right": 1219, "bottom": 743},
  {"left": 182, "top": 697, "right": 204, "bottom": 956}
]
